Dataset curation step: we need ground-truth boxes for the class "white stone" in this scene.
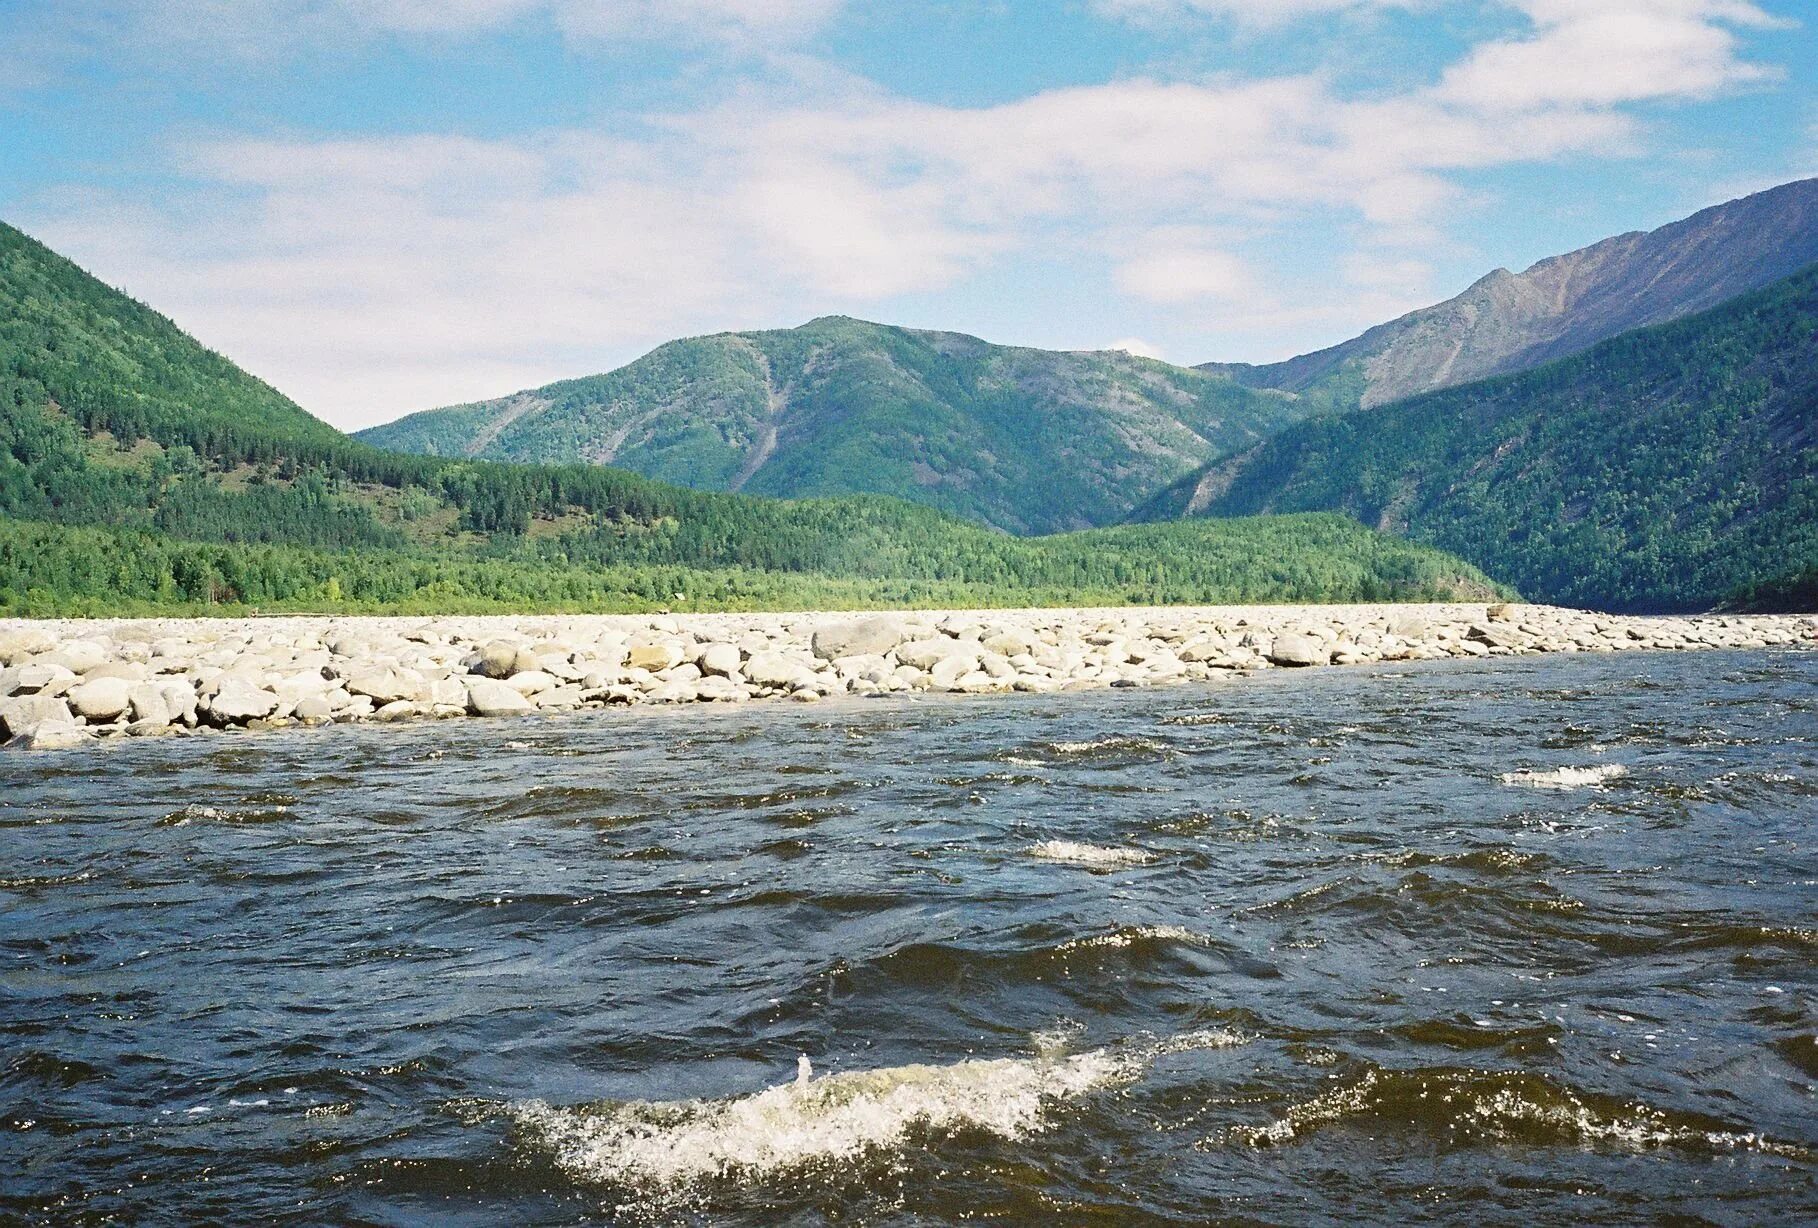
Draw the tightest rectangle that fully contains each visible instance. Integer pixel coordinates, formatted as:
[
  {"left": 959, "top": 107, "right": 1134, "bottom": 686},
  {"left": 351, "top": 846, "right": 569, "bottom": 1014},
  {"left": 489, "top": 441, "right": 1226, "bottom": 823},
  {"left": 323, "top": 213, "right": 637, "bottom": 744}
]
[
  {"left": 1, "top": 606, "right": 1812, "bottom": 754},
  {"left": 1268, "top": 633, "right": 1329, "bottom": 667},
  {"left": 503, "top": 669, "right": 556, "bottom": 696},
  {"left": 896, "top": 638, "right": 975, "bottom": 671},
  {"left": 8, "top": 720, "right": 91, "bottom": 750},
  {"left": 744, "top": 651, "right": 809, "bottom": 688},
  {"left": 67, "top": 676, "right": 133, "bottom": 722},
  {"left": 37, "top": 640, "right": 109, "bottom": 675},
  {"left": 157, "top": 682, "right": 199, "bottom": 726},
  {"left": 0, "top": 694, "right": 75, "bottom": 739},
  {"left": 204, "top": 678, "right": 280, "bottom": 724},
  {"left": 2, "top": 662, "right": 76, "bottom": 696},
  {"left": 294, "top": 696, "right": 336, "bottom": 723},
  {"left": 697, "top": 642, "right": 742, "bottom": 677},
  {"left": 811, "top": 617, "right": 905, "bottom": 661},
  {"left": 0, "top": 628, "right": 56, "bottom": 664},
  {"left": 475, "top": 640, "right": 520, "bottom": 678},
  {"left": 127, "top": 683, "right": 173, "bottom": 727},
  {"left": 465, "top": 677, "right": 535, "bottom": 716},
  {"left": 344, "top": 666, "right": 430, "bottom": 704}
]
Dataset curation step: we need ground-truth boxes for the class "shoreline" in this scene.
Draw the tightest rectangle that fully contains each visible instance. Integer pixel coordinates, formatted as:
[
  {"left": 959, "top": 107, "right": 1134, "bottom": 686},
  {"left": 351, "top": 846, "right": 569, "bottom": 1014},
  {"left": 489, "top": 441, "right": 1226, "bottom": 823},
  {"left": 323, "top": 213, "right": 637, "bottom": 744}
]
[{"left": 3, "top": 602, "right": 1813, "bottom": 751}]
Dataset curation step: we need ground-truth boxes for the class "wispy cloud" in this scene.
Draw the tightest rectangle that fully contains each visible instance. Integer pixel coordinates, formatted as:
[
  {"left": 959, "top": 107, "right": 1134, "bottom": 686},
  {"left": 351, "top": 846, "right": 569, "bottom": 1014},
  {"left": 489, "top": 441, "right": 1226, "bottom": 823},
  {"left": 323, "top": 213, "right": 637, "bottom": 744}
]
[
  {"left": 1437, "top": 0, "right": 1783, "bottom": 111},
  {"left": 1113, "top": 228, "right": 1257, "bottom": 304},
  {"left": 1107, "top": 337, "right": 1168, "bottom": 360},
  {"left": 3, "top": 0, "right": 843, "bottom": 71},
  {"left": 11, "top": 0, "right": 1791, "bottom": 425},
  {"left": 1097, "top": 0, "right": 1431, "bottom": 27}
]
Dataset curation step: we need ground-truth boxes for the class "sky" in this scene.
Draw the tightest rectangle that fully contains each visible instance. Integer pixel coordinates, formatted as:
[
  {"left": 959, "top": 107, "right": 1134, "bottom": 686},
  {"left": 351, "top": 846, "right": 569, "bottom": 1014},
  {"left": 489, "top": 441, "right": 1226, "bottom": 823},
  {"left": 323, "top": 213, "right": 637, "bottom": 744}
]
[{"left": 2, "top": 0, "right": 1814, "bottom": 430}]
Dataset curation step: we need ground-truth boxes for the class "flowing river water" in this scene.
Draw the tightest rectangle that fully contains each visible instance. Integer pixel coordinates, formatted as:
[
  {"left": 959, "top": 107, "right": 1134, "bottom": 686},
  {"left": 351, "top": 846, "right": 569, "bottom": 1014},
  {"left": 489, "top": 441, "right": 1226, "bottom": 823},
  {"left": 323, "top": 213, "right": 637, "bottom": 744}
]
[{"left": 3, "top": 649, "right": 1815, "bottom": 1225}]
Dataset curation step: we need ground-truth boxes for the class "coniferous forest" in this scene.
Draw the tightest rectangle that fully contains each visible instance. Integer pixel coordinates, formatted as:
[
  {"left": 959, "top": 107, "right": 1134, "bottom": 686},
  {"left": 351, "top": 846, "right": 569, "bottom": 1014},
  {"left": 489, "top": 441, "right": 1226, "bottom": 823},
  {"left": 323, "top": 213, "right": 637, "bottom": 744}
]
[
  {"left": 1137, "top": 266, "right": 1818, "bottom": 611},
  {"left": 5, "top": 208, "right": 1813, "bottom": 618},
  {"left": 0, "top": 221, "right": 1504, "bottom": 616}
]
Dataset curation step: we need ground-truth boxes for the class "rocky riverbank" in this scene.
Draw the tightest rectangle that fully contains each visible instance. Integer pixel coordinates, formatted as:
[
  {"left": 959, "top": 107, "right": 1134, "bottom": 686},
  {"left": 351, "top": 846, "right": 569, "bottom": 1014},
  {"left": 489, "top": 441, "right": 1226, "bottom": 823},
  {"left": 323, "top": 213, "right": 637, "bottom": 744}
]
[{"left": 2, "top": 603, "right": 1813, "bottom": 750}]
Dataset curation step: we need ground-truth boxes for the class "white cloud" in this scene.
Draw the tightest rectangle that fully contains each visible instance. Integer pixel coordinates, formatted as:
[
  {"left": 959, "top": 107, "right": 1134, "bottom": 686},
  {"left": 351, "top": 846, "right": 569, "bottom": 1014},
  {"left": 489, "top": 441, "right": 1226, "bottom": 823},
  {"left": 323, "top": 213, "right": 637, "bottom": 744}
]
[
  {"left": 735, "top": 160, "right": 1004, "bottom": 298},
  {"left": 35, "top": 132, "right": 758, "bottom": 416},
  {"left": 4, "top": 0, "right": 842, "bottom": 66},
  {"left": 1438, "top": 0, "right": 1782, "bottom": 111},
  {"left": 14, "top": 0, "right": 1789, "bottom": 424},
  {"left": 1114, "top": 229, "right": 1256, "bottom": 303},
  {"left": 1107, "top": 337, "right": 1168, "bottom": 360},
  {"left": 1097, "top": 0, "right": 1428, "bottom": 27},
  {"left": 549, "top": 0, "right": 844, "bottom": 40}
]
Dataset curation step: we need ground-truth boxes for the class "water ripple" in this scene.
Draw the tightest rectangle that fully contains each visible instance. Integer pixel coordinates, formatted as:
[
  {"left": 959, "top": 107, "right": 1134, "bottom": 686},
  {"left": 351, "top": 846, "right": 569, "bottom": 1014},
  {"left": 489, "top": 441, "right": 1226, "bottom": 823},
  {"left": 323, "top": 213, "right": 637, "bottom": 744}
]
[{"left": 2, "top": 649, "right": 1814, "bottom": 1224}]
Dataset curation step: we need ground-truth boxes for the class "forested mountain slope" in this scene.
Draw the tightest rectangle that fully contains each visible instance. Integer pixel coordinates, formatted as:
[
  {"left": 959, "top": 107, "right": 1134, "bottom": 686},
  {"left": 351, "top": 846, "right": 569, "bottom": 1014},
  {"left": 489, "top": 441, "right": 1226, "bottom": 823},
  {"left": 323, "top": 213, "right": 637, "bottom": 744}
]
[
  {"left": 357, "top": 315, "right": 1304, "bottom": 534},
  {"left": 1147, "top": 264, "right": 1818, "bottom": 611},
  {"left": 1199, "top": 177, "right": 1818, "bottom": 412},
  {"left": 0, "top": 221, "right": 1501, "bottom": 614},
  {"left": 1, "top": 221, "right": 343, "bottom": 450}
]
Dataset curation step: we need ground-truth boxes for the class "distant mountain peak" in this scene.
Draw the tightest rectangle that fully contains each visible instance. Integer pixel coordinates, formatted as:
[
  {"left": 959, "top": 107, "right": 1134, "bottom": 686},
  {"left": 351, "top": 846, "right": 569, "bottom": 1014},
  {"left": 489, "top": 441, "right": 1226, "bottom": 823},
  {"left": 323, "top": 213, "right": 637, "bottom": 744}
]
[
  {"left": 357, "top": 311, "right": 1307, "bottom": 534},
  {"left": 1156, "top": 262, "right": 1818, "bottom": 612},
  {"left": 1200, "top": 176, "right": 1818, "bottom": 409}
]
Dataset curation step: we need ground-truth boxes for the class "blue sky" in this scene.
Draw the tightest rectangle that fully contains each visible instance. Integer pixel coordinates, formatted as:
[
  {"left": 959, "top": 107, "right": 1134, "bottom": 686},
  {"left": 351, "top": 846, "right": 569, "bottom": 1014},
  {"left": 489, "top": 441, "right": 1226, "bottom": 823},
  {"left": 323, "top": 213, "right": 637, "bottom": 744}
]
[{"left": 3, "top": 0, "right": 1813, "bottom": 428}]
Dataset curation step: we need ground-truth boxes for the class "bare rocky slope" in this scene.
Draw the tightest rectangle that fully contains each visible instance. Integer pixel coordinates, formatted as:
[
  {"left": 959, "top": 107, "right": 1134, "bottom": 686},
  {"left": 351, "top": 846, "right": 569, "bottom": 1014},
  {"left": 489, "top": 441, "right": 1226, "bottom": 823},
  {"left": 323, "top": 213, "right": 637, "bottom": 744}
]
[{"left": 1199, "top": 177, "right": 1818, "bottom": 410}]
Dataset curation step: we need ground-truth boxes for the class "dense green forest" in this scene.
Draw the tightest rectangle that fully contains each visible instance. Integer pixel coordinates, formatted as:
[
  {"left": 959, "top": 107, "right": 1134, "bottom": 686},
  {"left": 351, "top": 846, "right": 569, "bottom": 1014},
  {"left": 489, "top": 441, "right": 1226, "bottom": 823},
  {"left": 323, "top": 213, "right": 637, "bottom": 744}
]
[
  {"left": 357, "top": 314, "right": 1305, "bottom": 534},
  {"left": 1725, "top": 567, "right": 1818, "bottom": 614},
  {"left": 0, "top": 514, "right": 1505, "bottom": 618},
  {"left": 0, "top": 220, "right": 1503, "bottom": 616},
  {"left": 1155, "top": 264, "right": 1818, "bottom": 611}
]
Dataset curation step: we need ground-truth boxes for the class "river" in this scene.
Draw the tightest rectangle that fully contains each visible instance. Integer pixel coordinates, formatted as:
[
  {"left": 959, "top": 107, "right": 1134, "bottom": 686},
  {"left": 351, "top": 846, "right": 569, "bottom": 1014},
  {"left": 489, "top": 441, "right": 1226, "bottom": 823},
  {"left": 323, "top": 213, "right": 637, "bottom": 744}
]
[{"left": 4, "top": 649, "right": 1814, "bottom": 1224}]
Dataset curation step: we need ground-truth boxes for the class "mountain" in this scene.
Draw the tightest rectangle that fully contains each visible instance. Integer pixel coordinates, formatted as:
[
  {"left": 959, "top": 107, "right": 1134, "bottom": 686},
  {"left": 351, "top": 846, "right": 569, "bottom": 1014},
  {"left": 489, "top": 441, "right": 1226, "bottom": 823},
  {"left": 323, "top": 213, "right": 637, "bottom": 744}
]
[
  {"left": 359, "top": 179, "right": 1818, "bottom": 535},
  {"left": 1141, "top": 263, "right": 1818, "bottom": 611},
  {"left": 355, "top": 315, "right": 1304, "bottom": 535},
  {"left": 0, "top": 222, "right": 344, "bottom": 450},
  {"left": 1199, "top": 177, "right": 1818, "bottom": 411},
  {"left": 0, "top": 221, "right": 1501, "bottom": 615}
]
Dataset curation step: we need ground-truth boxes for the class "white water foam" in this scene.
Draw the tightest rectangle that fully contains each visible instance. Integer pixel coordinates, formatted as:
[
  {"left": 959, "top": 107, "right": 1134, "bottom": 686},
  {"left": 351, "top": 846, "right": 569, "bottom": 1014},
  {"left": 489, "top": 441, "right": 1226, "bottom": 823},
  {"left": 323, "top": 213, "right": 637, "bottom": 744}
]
[
  {"left": 1027, "top": 840, "right": 1155, "bottom": 868},
  {"left": 1499, "top": 764, "right": 1629, "bottom": 790},
  {"left": 1056, "top": 924, "right": 1207, "bottom": 952},
  {"left": 1046, "top": 736, "right": 1164, "bottom": 755},
  {"left": 157, "top": 803, "right": 293, "bottom": 826},
  {"left": 509, "top": 1030, "right": 1245, "bottom": 1192},
  {"left": 1225, "top": 1067, "right": 1808, "bottom": 1157}
]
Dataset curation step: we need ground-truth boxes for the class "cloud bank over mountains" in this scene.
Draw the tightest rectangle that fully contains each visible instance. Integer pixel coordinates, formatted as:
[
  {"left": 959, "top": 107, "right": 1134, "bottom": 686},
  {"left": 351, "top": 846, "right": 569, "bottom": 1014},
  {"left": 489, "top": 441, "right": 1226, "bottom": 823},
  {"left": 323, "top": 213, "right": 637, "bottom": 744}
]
[{"left": 2, "top": 0, "right": 1800, "bottom": 424}]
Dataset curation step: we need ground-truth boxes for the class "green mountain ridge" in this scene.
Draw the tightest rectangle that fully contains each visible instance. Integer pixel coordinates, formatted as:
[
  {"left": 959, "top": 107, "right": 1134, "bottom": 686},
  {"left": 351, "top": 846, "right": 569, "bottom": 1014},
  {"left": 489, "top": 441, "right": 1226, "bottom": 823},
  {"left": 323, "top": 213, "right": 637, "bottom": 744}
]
[
  {"left": 356, "top": 315, "right": 1306, "bottom": 534},
  {"left": 0, "top": 220, "right": 1503, "bottom": 615},
  {"left": 358, "top": 179, "right": 1818, "bottom": 554},
  {"left": 1141, "top": 262, "right": 1818, "bottom": 611},
  {"left": 0, "top": 222, "right": 343, "bottom": 451}
]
